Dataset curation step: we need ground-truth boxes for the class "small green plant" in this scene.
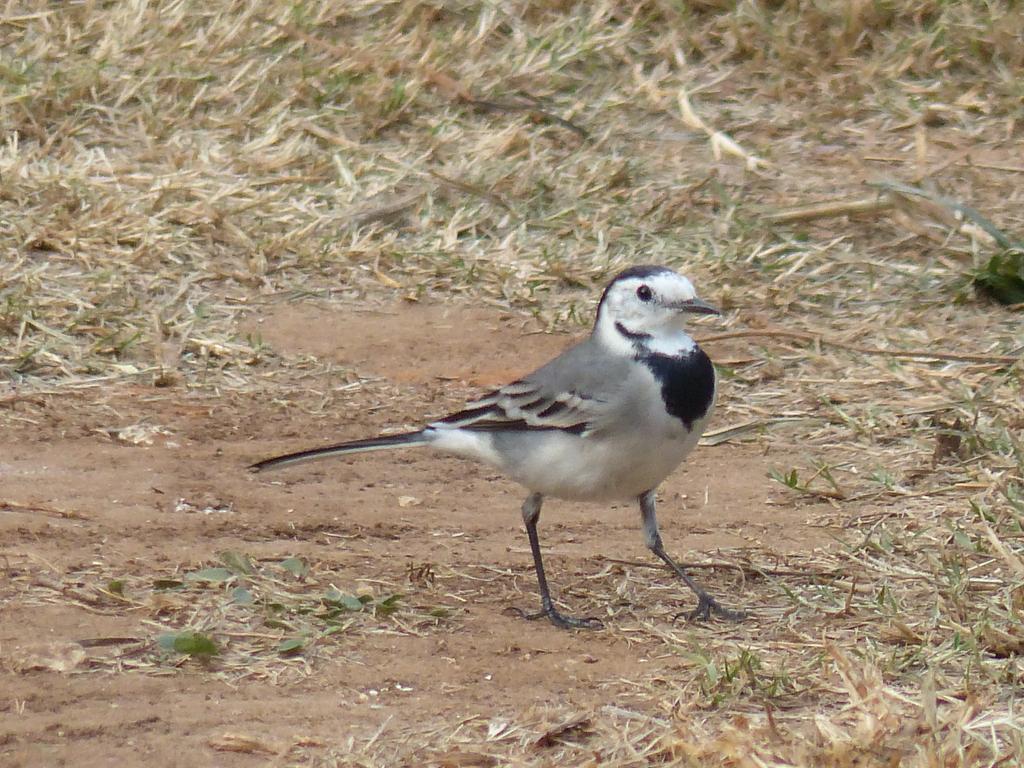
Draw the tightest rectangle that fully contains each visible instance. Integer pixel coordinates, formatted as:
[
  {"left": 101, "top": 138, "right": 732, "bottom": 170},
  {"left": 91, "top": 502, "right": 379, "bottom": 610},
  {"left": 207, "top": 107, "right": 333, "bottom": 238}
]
[
  {"left": 972, "top": 248, "right": 1024, "bottom": 306},
  {"left": 769, "top": 461, "right": 845, "bottom": 499},
  {"left": 141, "top": 553, "right": 423, "bottom": 669},
  {"left": 158, "top": 630, "right": 219, "bottom": 658},
  {"left": 684, "top": 647, "right": 795, "bottom": 706}
]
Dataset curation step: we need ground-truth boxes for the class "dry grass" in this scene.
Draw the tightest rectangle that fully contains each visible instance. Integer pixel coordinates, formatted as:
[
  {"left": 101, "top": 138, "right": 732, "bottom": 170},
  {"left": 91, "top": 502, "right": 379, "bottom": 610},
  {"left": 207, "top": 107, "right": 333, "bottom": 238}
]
[{"left": 2, "top": 0, "right": 1024, "bottom": 765}]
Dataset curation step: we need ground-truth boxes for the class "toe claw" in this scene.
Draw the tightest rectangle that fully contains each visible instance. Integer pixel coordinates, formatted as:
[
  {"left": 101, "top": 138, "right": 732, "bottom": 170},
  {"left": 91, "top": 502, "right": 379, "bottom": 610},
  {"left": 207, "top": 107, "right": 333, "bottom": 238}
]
[
  {"left": 550, "top": 612, "right": 603, "bottom": 630},
  {"left": 673, "top": 595, "right": 746, "bottom": 623},
  {"left": 509, "top": 605, "right": 603, "bottom": 630}
]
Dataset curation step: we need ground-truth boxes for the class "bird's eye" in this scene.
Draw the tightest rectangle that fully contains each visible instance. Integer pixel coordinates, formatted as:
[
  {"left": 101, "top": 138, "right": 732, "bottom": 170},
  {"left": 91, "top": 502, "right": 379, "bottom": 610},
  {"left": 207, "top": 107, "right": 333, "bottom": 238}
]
[{"left": 636, "top": 285, "right": 653, "bottom": 302}]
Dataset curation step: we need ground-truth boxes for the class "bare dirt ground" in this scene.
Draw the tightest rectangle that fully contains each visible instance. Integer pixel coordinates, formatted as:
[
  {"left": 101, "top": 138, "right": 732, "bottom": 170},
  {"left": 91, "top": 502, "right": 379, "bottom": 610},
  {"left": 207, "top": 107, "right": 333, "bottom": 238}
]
[
  {"left": 2, "top": 2, "right": 1023, "bottom": 766},
  {"left": 3, "top": 304, "right": 843, "bottom": 766}
]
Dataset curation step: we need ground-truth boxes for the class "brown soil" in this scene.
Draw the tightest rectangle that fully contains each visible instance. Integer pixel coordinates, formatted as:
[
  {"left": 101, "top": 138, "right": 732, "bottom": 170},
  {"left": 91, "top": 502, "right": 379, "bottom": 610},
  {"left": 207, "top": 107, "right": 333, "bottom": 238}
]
[{"left": 1, "top": 303, "right": 840, "bottom": 766}]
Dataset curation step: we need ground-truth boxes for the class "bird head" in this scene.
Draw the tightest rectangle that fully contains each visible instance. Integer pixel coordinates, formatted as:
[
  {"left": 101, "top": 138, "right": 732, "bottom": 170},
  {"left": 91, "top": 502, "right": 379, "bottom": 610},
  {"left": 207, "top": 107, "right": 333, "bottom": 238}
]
[{"left": 594, "top": 265, "right": 719, "bottom": 351}]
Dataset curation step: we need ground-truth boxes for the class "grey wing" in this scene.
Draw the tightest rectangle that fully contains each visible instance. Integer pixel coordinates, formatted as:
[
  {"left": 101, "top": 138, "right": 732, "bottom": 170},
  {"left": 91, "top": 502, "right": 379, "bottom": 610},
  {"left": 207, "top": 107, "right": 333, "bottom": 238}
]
[{"left": 430, "top": 337, "right": 626, "bottom": 436}]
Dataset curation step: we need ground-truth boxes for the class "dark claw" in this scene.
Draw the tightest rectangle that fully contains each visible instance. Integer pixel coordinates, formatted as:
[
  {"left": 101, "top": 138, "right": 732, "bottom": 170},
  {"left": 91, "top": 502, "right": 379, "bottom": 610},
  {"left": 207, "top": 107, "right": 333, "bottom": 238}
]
[
  {"left": 509, "top": 606, "right": 604, "bottom": 630},
  {"left": 674, "top": 593, "right": 746, "bottom": 623}
]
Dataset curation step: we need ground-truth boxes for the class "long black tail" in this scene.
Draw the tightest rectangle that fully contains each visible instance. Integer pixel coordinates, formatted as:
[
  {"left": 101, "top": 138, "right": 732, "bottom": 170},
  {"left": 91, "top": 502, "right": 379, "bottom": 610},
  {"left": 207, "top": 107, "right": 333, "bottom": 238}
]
[{"left": 250, "top": 430, "right": 429, "bottom": 472}]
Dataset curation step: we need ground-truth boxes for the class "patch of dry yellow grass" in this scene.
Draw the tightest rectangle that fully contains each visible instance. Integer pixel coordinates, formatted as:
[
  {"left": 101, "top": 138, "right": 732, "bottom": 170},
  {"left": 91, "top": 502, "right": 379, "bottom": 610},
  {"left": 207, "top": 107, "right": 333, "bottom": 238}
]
[{"left": 2, "top": 1, "right": 1022, "bottom": 765}]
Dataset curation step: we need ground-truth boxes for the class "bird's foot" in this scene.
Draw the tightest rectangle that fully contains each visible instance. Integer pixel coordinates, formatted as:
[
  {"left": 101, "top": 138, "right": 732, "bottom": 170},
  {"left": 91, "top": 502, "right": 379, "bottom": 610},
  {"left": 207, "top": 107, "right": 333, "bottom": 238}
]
[
  {"left": 674, "top": 593, "right": 746, "bottom": 623},
  {"left": 508, "top": 605, "right": 603, "bottom": 630}
]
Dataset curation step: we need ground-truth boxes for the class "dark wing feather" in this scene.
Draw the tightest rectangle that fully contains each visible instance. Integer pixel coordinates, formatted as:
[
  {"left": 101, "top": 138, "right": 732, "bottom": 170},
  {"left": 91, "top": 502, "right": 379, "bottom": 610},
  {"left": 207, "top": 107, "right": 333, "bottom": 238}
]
[{"left": 431, "top": 380, "right": 603, "bottom": 435}]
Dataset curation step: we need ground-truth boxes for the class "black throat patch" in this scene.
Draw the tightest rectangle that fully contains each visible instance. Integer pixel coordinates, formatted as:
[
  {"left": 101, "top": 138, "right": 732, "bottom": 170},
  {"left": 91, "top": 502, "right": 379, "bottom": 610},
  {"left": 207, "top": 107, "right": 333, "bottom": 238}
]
[{"left": 642, "top": 348, "right": 715, "bottom": 430}]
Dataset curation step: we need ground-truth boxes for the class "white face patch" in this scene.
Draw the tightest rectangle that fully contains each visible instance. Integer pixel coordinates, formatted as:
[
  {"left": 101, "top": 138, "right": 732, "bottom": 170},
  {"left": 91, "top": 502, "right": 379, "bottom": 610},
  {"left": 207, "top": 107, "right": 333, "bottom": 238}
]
[{"left": 594, "top": 269, "right": 705, "bottom": 356}]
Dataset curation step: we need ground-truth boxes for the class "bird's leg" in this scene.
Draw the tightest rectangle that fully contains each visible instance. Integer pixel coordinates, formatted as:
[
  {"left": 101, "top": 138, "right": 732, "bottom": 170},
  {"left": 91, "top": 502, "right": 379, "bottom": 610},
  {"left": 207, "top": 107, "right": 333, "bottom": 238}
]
[
  {"left": 516, "top": 492, "right": 603, "bottom": 630},
  {"left": 639, "top": 490, "right": 746, "bottom": 622}
]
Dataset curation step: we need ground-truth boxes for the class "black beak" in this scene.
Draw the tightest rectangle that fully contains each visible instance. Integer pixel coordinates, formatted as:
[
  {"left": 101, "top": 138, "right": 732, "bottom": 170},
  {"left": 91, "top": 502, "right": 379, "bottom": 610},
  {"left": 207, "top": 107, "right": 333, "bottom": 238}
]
[{"left": 671, "top": 297, "right": 720, "bottom": 315}]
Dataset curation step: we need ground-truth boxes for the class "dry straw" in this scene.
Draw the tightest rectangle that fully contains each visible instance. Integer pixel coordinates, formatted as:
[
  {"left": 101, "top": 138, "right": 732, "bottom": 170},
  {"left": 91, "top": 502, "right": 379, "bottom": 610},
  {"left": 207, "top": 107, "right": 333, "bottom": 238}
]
[{"left": 2, "top": 1, "right": 1023, "bottom": 765}]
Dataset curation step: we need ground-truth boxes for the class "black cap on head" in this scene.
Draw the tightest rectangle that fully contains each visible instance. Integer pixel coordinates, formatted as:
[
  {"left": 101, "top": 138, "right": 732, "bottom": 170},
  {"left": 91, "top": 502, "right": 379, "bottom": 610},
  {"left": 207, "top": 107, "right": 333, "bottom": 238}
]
[{"left": 597, "top": 265, "right": 675, "bottom": 311}]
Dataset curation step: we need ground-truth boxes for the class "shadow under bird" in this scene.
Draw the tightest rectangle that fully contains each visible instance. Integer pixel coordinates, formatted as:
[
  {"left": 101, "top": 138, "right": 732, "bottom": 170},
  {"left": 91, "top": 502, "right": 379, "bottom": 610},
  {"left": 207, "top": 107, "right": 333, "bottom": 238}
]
[{"left": 251, "top": 265, "right": 744, "bottom": 629}]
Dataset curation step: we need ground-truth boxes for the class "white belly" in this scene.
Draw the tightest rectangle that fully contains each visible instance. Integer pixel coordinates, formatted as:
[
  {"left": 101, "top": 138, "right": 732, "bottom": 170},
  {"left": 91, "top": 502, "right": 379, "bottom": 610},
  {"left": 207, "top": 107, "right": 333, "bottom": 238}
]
[
  {"left": 510, "top": 420, "right": 706, "bottom": 500},
  {"left": 430, "top": 411, "right": 710, "bottom": 502}
]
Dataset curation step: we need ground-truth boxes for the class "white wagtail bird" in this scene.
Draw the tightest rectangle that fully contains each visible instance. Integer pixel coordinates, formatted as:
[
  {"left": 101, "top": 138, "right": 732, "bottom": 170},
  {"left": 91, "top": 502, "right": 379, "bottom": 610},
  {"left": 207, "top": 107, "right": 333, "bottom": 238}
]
[{"left": 252, "top": 265, "right": 743, "bottom": 629}]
